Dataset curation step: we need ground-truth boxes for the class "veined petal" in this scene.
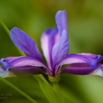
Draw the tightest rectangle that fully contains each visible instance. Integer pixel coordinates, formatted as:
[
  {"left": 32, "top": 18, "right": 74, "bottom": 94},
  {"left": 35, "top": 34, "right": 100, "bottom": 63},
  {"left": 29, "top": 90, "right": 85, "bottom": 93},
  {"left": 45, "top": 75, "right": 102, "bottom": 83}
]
[
  {"left": 81, "top": 53, "right": 98, "bottom": 59},
  {"left": 81, "top": 52, "right": 103, "bottom": 62},
  {"left": 55, "top": 10, "right": 68, "bottom": 36},
  {"left": 10, "top": 27, "right": 42, "bottom": 60},
  {"left": 52, "top": 29, "right": 69, "bottom": 67},
  {"left": 41, "top": 27, "right": 60, "bottom": 70}
]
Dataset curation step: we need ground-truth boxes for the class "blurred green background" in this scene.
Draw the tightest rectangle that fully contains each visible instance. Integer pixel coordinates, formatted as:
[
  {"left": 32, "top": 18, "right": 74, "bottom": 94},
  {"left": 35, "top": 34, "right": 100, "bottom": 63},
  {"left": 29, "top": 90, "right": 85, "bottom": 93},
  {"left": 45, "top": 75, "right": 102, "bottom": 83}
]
[{"left": 0, "top": 0, "right": 103, "bottom": 103}]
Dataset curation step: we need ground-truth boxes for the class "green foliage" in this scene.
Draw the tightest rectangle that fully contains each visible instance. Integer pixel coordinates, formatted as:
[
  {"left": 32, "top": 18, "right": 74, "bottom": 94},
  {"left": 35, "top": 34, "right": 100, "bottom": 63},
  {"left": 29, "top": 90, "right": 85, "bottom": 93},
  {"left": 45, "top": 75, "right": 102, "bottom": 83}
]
[{"left": 34, "top": 75, "right": 64, "bottom": 103}]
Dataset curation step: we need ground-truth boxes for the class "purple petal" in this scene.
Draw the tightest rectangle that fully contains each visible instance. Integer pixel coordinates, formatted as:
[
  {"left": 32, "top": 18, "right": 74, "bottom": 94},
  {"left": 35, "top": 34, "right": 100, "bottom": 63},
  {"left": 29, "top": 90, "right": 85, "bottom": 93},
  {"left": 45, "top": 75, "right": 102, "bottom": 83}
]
[
  {"left": 10, "top": 57, "right": 51, "bottom": 74},
  {"left": 55, "top": 10, "right": 68, "bottom": 36},
  {"left": 10, "top": 66, "right": 45, "bottom": 76},
  {"left": 61, "top": 63, "right": 94, "bottom": 75},
  {"left": 52, "top": 29, "right": 69, "bottom": 67},
  {"left": 81, "top": 52, "right": 103, "bottom": 62},
  {"left": 55, "top": 54, "right": 99, "bottom": 76},
  {"left": 81, "top": 53, "right": 98, "bottom": 59},
  {"left": 0, "top": 56, "right": 23, "bottom": 63},
  {"left": 56, "top": 54, "right": 100, "bottom": 68},
  {"left": 1, "top": 56, "right": 52, "bottom": 76},
  {"left": 10, "top": 56, "right": 45, "bottom": 67},
  {"left": 41, "top": 27, "right": 60, "bottom": 70},
  {"left": 0, "top": 56, "right": 23, "bottom": 70},
  {"left": 10, "top": 27, "right": 42, "bottom": 60},
  {"left": 62, "top": 63, "right": 103, "bottom": 76}
]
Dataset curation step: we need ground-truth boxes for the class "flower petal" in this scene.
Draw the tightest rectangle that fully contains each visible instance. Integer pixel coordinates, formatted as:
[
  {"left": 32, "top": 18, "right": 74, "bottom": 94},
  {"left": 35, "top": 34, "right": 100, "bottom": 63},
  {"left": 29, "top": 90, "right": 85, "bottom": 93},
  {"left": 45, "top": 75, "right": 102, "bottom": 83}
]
[
  {"left": 62, "top": 62, "right": 103, "bottom": 76},
  {"left": 54, "top": 54, "right": 101, "bottom": 76},
  {"left": 1, "top": 56, "right": 52, "bottom": 76},
  {"left": 10, "top": 66, "right": 45, "bottom": 76},
  {"left": 61, "top": 63, "right": 94, "bottom": 75},
  {"left": 0, "top": 66, "right": 15, "bottom": 78},
  {"left": 52, "top": 29, "right": 69, "bottom": 67},
  {"left": 90, "top": 69, "right": 102, "bottom": 76},
  {"left": 81, "top": 52, "right": 103, "bottom": 62},
  {"left": 55, "top": 10, "right": 68, "bottom": 36},
  {"left": 1, "top": 56, "right": 23, "bottom": 63},
  {"left": 56, "top": 54, "right": 101, "bottom": 68},
  {"left": 81, "top": 53, "right": 98, "bottom": 59},
  {"left": 41, "top": 27, "right": 60, "bottom": 70},
  {"left": 0, "top": 56, "right": 23, "bottom": 70},
  {"left": 10, "top": 27, "right": 42, "bottom": 60},
  {"left": 90, "top": 64, "right": 103, "bottom": 76}
]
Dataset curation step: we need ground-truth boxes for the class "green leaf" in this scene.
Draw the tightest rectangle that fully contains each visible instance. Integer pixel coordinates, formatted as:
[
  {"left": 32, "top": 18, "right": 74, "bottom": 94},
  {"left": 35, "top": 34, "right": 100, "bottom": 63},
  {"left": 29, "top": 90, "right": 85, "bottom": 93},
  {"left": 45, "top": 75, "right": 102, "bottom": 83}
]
[{"left": 0, "top": 77, "right": 37, "bottom": 103}]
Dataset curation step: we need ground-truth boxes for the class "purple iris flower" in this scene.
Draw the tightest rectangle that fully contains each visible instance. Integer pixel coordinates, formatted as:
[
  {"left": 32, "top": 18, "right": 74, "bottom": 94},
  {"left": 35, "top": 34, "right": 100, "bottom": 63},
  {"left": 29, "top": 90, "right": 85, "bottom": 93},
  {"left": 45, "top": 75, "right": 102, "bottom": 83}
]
[{"left": 0, "top": 10, "right": 103, "bottom": 77}]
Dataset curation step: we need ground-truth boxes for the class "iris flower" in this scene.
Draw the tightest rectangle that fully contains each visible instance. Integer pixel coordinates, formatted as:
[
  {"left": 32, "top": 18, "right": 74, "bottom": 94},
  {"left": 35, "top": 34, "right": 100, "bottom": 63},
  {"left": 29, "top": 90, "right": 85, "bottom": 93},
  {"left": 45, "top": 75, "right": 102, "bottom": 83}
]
[{"left": 0, "top": 10, "right": 103, "bottom": 78}]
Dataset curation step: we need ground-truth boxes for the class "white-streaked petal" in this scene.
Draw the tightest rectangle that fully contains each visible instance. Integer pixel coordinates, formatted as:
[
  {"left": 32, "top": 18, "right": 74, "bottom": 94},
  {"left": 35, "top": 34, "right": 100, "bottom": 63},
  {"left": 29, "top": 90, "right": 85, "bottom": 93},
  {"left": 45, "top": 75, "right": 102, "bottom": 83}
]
[
  {"left": 90, "top": 64, "right": 103, "bottom": 76},
  {"left": 90, "top": 69, "right": 102, "bottom": 76},
  {"left": 57, "top": 54, "right": 97, "bottom": 68},
  {"left": 0, "top": 66, "right": 16, "bottom": 78},
  {"left": 41, "top": 27, "right": 59, "bottom": 70},
  {"left": 1, "top": 56, "right": 52, "bottom": 76},
  {"left": 9, "top": 56, "right": 52, "bottom": 75},
  {"left": 55, "top": 54, "right": 98, "bottom": 76}
]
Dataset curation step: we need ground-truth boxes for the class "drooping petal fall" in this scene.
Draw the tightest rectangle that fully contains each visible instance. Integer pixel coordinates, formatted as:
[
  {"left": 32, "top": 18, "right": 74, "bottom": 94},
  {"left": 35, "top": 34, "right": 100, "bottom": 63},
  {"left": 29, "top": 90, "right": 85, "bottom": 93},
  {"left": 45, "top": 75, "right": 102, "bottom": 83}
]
[
  {"left": 62, "top": 63, "right": 94, "bottom": 75},
  {"left": 54, "top": 54, "right": 102, "bottom": 76},
  {"left": 58, "top": 53, "right": 103, "bottom": 76},
  {"left": 57, "top": 54, "right": 102, "bottom": 69},
  {"left": 62, "top": 63, "right": 103, "bottom": 76},
  {"left": 10, "top": 66, "right": 45, "bottom": 76},
  {"left": 1, "top": 56, "right": 52, "bottom": 76},
  {"left": 80, "top": 52, "right": 103, "bottom": 62}
]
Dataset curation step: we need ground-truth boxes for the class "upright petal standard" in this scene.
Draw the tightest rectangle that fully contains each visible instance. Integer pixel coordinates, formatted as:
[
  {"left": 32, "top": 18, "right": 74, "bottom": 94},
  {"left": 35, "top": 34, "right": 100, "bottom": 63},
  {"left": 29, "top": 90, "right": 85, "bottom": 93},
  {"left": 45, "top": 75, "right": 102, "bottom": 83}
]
[{"left": 0, "top": 10, "right": 103, "bottom": 78}]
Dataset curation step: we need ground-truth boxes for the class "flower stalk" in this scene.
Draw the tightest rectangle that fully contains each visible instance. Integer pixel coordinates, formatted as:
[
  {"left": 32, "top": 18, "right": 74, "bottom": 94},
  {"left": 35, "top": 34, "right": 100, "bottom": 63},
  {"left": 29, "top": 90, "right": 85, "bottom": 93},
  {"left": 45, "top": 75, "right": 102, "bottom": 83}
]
[{"left": 49, "top": 75, "right": 65, "bottom": 103}]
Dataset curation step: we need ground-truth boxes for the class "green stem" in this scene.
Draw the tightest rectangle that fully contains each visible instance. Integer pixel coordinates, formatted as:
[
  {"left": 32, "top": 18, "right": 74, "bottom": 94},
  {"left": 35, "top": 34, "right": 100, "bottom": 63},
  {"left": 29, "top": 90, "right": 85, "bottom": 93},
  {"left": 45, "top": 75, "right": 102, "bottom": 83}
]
[
  {"left": 53, "top": 83, "right": 65, "bottom": 103},
  {"left": 0, "top": 20, "right": 25, "bottom": 56},
  {"left": 0, "top": 20, "right": 10, "bottom": 35},
  {"left": 0, "top": 77, "right": 37, "bottom": 103},
  {"left": 49, "top": 75, "right": 65, "bottom": 103}
]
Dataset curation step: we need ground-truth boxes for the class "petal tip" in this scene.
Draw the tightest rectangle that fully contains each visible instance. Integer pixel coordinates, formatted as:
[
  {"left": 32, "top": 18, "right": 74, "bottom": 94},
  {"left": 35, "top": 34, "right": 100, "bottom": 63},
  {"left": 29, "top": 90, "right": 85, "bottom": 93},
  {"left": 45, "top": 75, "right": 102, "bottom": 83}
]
[
  {"left": 55, "top": 10, "right": 68, "bottom": 36},
  {"left": 10, "top": 27, "right": 20, "bottom": 33}
]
